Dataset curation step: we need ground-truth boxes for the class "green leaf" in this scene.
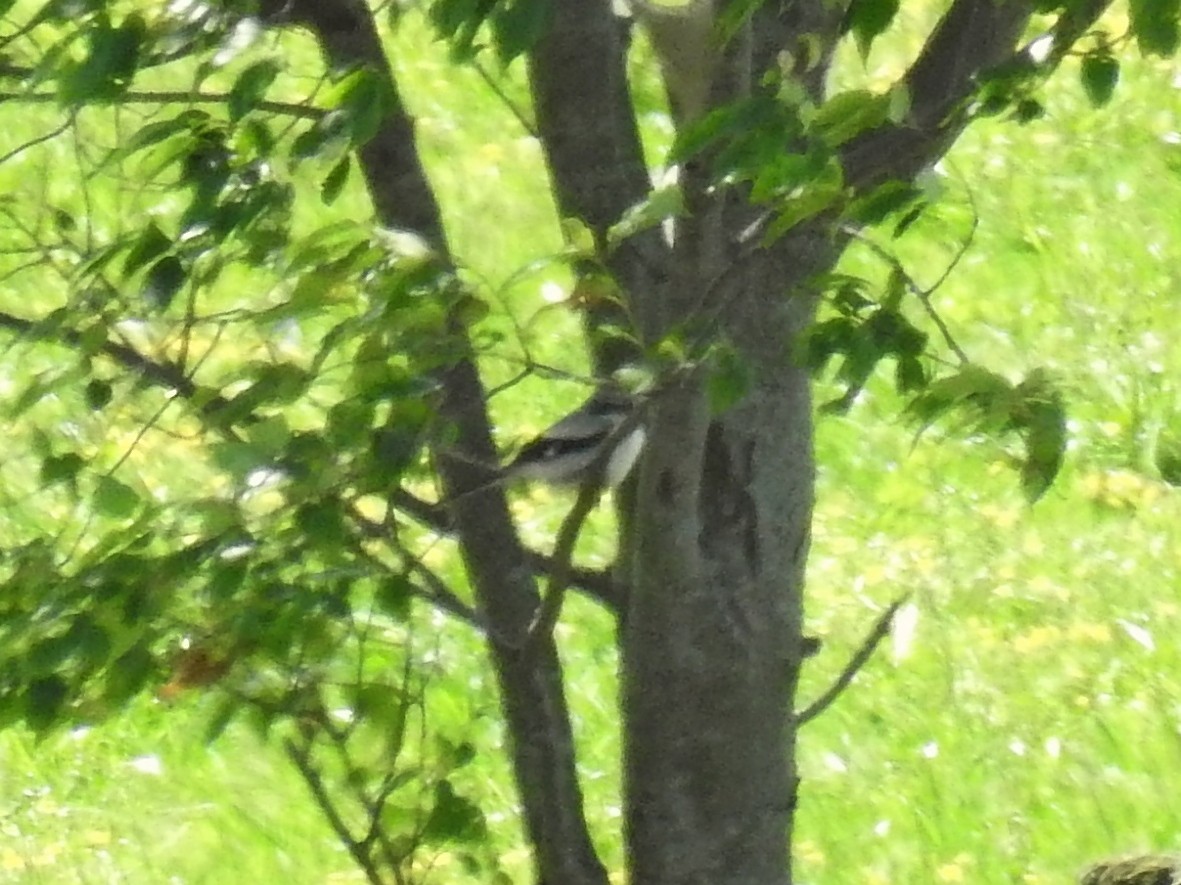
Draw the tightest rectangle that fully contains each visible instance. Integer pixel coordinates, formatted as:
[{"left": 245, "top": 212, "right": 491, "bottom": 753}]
[
  {"left": 58, "top": 12, "right": 146, "bottom": 105},
  {"left": 123, "top": 223, "right": 173, "bottom": 276},
  {"left": 66, "top": 616, "right": 112, "bottom": 672},
  {"left": 1013, "top": 370, "right": 1066, "bottom": 502},
  {"left": 764, "top": 175, "right": 844, "bottom": 240},
  {"left": 1080, "top": 52, "right": 1119, "bottom": 106},
  {"left": 349, "top": 682, "right": 407, "bottom": 740},
  {"left": 228, "top": 58, "right": 281, "bottom": 121},
  {"left": 320, "top": 155, "right": 351, "bottom": 204},
  {"left": 210, "top": 439, "right": 271, "bottom": 480},
  {"left": 490, "top": 0, "right": 551, "bottom": 65},
  {"left": 706, "top": 343, "right": 750, "bottom": 415},
  {"left": 84, "top": 379, "right": 113, "bottom": 410},
  {"left": 246, "top": 415, "right": 292, "bottom": 457},
  {"left": 907, "top": 365, "right": 1013, "bottom": 427},
  {"left": 894, "top": 356, "right": 926, "bottom": 394},
  {"left": 429, "top": 0, "right": 493, "bottom": 61},
  {"left": 95, "top": 475, "right": 140, "bottom": 518},
  {"left": 423, "top": 779, "right": 487, "bottom": 844},
  {"left": 295, "top": 499, "right": 348, "bottom": 547},
  {"left": 1011, "top": 98, "right": 1045, "bottom": 124},
  {"left": 1157, "top": 425, "right": 1181, "bottom": 486},
  {"left": 208, "top": 560, "right": 249, "bottom": 600},
  {"left": 607, "top": 185, "right": 683, "bottom": 248},
  {"left": 143, "top": 255, "right": 186, "bottom": 310},
  {"left": 1130, "top": 0, "right": 1180, "bottom": 56},
  {"left": 229, "top": 363, "right": 311, "bottom": 415},
  {"left": 290, "top": 110, "right": 350, "bottom": 162},
  {"left": 845, "top": 180, "right": 923, "bottom": 227},
  {"left": 24, "top": 675, "right": 69, "bottom": 734},
  {"left": 810, "top": 89, "right": 889, "bottom": 147},
  {"left": 325, "top": 67, "right": 390, "bottom": 148},
  {"left": 40, "top": 452, "right": 85, "bottom": 488},
  {"left": 376, "top": 573, "right": 414, "bottom": 621},
  {"left": 841, "top": 0, "right": 901, "bottom": 58},
  {"left": 102, "top": 644, "right": 155, "bottom": 706}
]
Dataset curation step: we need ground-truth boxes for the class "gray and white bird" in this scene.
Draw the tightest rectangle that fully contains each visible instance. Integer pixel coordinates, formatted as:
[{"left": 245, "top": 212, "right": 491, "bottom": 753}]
[{"left": 502, "top": 387, "right": 645, "bottom": 488}]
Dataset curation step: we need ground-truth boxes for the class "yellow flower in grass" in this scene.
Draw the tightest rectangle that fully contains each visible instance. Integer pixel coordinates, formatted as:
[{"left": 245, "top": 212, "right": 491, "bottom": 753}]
[
  {"left": 862, "top": 867, "right": 891, "bottom": 885},
  {"left": 980, "top": 502, "right": 1020, "bottom": 529},
  {"left": 81, "top": 829, "right": 111, "bottom": 847},
  {"left": 1067, "top": 622, "right": 1112, "bottom": 643},
  {"left": 0, "top": 849, "right": 25, "bottom": 872},
  {"left": 1014, "top": 624, "right": 1062, "bottom": 654},
  {"left": 796, "top": 839, "right": 825, "bottom": 867},
  {"left": 936, "top": 854, "right": 973, "bottom": 882},
  {"left": 1152, "top": 600, "right": 1180, "bottom": 619}
]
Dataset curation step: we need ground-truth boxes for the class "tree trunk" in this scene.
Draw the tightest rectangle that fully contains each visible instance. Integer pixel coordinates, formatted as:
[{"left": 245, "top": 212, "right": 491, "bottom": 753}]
[{"left": 621, "top": 190, "right": 831, "bottom": 885}]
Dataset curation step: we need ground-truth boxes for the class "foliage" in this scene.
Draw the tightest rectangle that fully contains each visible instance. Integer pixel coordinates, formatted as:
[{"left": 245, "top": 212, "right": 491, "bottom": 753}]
[{"left": 0, "top": 0, "right": 1178, "bottom": 884}]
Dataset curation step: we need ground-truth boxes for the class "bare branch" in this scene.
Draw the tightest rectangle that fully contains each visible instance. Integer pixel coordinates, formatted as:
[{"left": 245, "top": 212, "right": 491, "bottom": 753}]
[
  {"left": 521, "top": 476, "right": 604, "bottom": 650},
  {"left": 285, "top": 735, "right": 385, "bottom": 885},
  {"left": 0, "top": 90, "right": 326, "bottom": 119},
  {"left": 0, "top": 116, "right": 73, "bottom": 168},
  {"left": 382, "top": 488, "right": 622, "bottom": 613},
  {"left": 473, "top": 59, "right": 538, "bottom": 138},
  {"left": 795, "top": 595, "right": 910, "bottom": 726},
  {"left": 527, "top": 550, "right": 619, "bottom": 613}
]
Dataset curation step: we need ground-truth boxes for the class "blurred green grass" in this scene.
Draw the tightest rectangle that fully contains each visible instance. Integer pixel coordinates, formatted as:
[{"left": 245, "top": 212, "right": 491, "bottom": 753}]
[{"left": 2, "top": 8, "right": 1181, "bottom": 885}]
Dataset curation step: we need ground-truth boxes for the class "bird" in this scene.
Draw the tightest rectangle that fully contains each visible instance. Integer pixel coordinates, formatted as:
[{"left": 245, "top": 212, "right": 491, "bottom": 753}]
[
  {"left": 1080, "top": 855, "right": 1181, "bottom": 885},
  {"left": 501, "top": 386, "right": 645, "bottom": 489}
]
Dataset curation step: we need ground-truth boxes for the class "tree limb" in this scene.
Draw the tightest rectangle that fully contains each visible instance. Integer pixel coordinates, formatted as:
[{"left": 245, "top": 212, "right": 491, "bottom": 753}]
[
  {"left": 795, "top": 595, "right": 910, "bottom": 726},
  {"left": 841, "top": 0, "right": 1039, "bottom": 191},
  {"left": 285, "top": 735, "right": 385, "bottom": 885},
  {"left": 0, "top": 90, "right": 325, "bottom": 119},
  {"left": 528, "top": 0, "right": 669, "bottom": 364},
  {"left": 0, "top": 308, "right": 238, "bottom": 420}
]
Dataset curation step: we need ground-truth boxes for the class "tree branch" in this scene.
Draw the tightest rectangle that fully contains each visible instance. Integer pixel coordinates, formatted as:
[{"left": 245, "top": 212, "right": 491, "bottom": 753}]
[
  {"left": 841, "top": 0, "right": 1039, "bottom": 191},
  {"left": 0, "top": 308, "right": 238, "bottom": 420},
  {"left": 528, "top": 0, "right": 669, "bottom": 364},
  {"left": 0, "top": 90, "right": 325, "bottom": 119},
  {"left": 840, "top": 223, "right": 974, "bottom": 366},
  {"left": 285, "top": 734, "right": 385, "bottom": 885},
  {"left": 795, "top": 595, "right": 910, "bottom": 726}
]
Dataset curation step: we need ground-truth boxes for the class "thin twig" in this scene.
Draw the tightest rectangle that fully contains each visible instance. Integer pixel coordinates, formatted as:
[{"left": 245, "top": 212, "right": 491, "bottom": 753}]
[
  {"left": 840, "top": 224, "right": 972, "bottom": 365},
  {"left": 0, "top": 90, "right": 326, "bottom": 119},
  {"left": 0, "top": 307, "right": 239, "bottom": 419},
  {"left": 795, "top": 594, "right": 910, "bottom": 726},
  {"left": 0, "top": 115, "right": 72, "bottom": 169},
  {"left": 526, "top": 550, "right": 619, "bottom": 613},
  {"left": 284, "top": 736, "right": 385, "bottom": 885},
  {"left": 520, "top": 473, "right": 604, "bottom": 652},
  {"left": 472, "top": 59, "right": 538, "bottom": 138}
]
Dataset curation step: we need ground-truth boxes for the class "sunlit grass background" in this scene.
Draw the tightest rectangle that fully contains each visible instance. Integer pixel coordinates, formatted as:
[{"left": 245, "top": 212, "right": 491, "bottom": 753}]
[{"left": 3, "top": 5, "right": 1181, "bottom": 884}]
